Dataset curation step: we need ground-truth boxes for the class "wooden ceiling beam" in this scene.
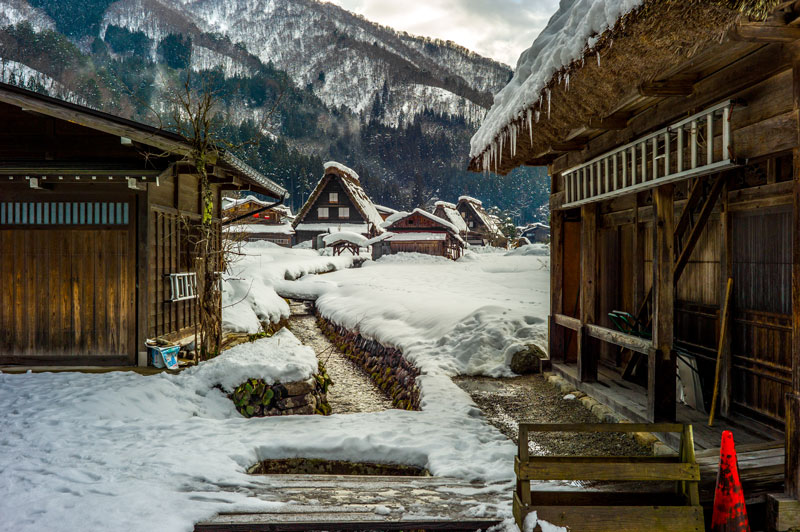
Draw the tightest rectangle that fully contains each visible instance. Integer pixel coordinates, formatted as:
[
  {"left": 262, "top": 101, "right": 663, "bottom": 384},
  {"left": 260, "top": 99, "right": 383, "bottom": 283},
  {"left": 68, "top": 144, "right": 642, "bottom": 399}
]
[
  {"left": 588, "top": 113, "right": 632, "bottom": 130},
  {"left": 638, "top": 79, "right": 696, "bottom": 97},
  {"left": 551, "top": 138, "right": 589, "bottom": 152},
  {"left": 732, "top": 22, "right": 800, "bottom": 42}
]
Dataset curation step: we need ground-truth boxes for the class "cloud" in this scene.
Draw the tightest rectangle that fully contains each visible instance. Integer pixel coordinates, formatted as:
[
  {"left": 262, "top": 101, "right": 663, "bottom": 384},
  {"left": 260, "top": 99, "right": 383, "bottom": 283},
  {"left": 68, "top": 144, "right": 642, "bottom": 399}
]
[{"left": 325, "top": 0, "right": 559, "bottom": 67}]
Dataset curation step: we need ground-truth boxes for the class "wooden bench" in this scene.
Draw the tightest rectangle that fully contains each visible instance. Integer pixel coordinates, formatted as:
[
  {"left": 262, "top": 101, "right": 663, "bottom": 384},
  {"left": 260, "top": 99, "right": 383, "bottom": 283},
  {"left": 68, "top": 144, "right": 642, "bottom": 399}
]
[{"left": 514, "top": 423, "right": 705, "bottom": 532}]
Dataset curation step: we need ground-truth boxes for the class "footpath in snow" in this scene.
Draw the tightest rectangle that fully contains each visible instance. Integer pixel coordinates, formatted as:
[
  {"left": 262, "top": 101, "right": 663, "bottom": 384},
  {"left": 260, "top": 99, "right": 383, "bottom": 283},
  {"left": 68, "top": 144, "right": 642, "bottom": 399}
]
[{"left": 0, "top": 243, "right": 559, "bottom": 532}]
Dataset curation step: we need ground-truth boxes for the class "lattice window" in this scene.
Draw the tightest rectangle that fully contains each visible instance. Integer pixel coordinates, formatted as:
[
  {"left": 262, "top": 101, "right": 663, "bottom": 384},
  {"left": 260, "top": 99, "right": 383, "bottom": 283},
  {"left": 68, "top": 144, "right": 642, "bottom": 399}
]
[
  {"left": 338, "top": 207, "right": 349, "bottom": 218},
  {"left": 318, "top": 207, "right": 329, "bottom": 219},
  {"left": 0, "top": 201, "right": 130, "bottom": 226}
]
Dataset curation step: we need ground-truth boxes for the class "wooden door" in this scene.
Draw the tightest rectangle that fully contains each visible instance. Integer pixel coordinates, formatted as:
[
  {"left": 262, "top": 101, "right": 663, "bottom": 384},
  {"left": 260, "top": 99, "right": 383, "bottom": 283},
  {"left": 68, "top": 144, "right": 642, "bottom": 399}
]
[
  {"left": 730, "top": 205, "right": 792, "bottom": 425},
  {"left": 0, "top": 200, "right": 136, "bottom": 365}
]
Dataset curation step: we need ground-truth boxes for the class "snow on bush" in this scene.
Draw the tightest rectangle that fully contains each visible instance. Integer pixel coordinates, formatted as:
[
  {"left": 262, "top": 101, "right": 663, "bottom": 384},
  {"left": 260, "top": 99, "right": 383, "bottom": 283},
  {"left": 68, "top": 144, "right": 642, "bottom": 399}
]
[
  {"left": 222, "top": 241, "right": 355, "bottom": 333},
  {"left": 184, "top": 328, "right": 317, "bottom": 392}
]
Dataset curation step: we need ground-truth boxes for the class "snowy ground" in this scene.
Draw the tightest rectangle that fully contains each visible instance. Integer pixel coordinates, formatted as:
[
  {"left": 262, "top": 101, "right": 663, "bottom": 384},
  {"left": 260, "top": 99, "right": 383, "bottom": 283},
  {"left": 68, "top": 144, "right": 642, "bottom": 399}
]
[{"left": 0, "top": 244, "right": 559, "bottom": 532}]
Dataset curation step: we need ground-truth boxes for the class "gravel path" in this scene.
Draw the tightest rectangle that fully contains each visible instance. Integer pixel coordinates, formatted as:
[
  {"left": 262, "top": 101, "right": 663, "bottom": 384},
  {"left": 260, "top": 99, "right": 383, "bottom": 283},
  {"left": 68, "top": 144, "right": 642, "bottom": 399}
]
[
  {"left": 287, "top": 301, "right": 395, "bottom": 414},
  {"left": 455, "top": 374, "right": 651, "bottom": 457}
]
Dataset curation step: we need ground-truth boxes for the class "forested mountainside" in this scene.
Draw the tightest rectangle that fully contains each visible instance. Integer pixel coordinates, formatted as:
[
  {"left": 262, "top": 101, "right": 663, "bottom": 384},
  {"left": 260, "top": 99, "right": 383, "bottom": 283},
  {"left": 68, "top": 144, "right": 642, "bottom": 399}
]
[{"left": 0, "top": 0, "right": 549, "bottom": 222}]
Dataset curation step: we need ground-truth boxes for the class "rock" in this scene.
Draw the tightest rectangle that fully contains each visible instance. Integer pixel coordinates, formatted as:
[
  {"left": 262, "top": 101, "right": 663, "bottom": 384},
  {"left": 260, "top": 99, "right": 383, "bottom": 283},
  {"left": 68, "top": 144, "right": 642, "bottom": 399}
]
[
  {"left": 277, "top": 393, "right": 314, "bottom": 410},
  {"left": 282, "top": 378, "right": 315, "bottom": 396},
  {"left": 510, "top": 344, "right": 546, "bottom": 374},
  {"left": 563, "top": 393, "right": 576, "bottom": 400},
  {"left": 283, "top": 404, "right": 315, "bottom": 416}
]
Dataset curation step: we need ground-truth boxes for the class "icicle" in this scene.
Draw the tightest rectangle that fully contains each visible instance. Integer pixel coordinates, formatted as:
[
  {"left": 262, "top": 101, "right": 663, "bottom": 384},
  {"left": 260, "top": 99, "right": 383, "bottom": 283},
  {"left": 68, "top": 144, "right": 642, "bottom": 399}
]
[
  {"left": 499, "top": 133, "right": 504, "bottom": 165},
  {"left": 511, "top": 124, "right": 517, "bottom": 157},
  {"left": 596, "top": 51, "right": 601, "bottom": 67},
  {"left": 527, "top": 109, "right": 533, "bottom": 145},
  {"left": 565, "top": 73, "right": 570, "bottom": 91},
  {"left": 547, "top": 89, "right": 551, "bottom": 119},
  {"left": 535, "top": 110, "right": 540, "bottom": 123}
]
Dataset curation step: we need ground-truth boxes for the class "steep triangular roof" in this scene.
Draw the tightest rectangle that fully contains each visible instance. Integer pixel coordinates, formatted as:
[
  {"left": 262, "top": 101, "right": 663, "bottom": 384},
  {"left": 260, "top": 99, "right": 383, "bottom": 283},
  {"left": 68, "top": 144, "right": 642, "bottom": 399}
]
[
  {"left": 457, "top": 197, "right": 500, "bottom": 235},
  {"left": 433, "top": 201, "right": 468, "bottom": 233},
  {"left": 292, "top": 162, "right": 384, "bottom": 232},
  {"left": 383, "top": 208, "right": 460, "bottom": 234}
]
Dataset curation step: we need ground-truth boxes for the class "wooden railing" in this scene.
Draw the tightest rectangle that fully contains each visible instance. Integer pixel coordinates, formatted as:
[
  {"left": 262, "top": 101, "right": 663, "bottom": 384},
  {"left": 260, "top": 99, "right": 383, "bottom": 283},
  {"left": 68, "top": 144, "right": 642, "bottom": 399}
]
[
  {"left": 514, "top": 423, "right": 703, "bottom": 532},
  {"left": 553, "top": 313, "right": 654, "bottom": 355},
  {"left": 562, "top": 100, "right": 739, "bottom": 208}
]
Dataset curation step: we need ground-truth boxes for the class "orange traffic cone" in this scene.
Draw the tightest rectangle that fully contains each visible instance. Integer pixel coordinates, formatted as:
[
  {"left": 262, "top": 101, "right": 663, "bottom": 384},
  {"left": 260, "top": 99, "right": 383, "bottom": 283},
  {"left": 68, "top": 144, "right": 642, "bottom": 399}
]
[{"left": 711, "top": 430, "right": 750, "bottom": 531}]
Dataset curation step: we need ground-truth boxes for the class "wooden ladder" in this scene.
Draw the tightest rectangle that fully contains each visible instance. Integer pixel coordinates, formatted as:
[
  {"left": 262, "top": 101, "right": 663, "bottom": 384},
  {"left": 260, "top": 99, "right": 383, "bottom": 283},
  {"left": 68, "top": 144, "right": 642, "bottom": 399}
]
[{"left": 513, "top": 423, "right": 704, "bottom": 532}]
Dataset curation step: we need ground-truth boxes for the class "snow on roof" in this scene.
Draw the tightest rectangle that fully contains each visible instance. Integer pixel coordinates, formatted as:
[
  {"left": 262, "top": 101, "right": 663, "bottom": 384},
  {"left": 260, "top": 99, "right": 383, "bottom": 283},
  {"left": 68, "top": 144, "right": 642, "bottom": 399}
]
[
  {"left": 458, "top": 195, "right": 482, "bottom": 206},
  {"left": 366, "top": 232, "right": 394, "bottom": 246},
  {"left": 524, "top": 222, "right": 550, "bottom": 230},
  {"left": 386, "top": 232, "right": 447, "bottom": 242},
  {"left": 469, "top": 0, "right": 644, "bottom": 160},
  {"left": 222, "top": 194, "right": 270, "bottom": 210},
  {"left": 380, "top": 208, "right": 461, "bottom": 235},
  {"left": 295, "top": 162, "right": 384, "bottom": 233},
  {"left": 295, "top": 222, "right": 370, "bottom": 233},
  {"left": 434, "top": 202, "right": 468, "bottom": 233},
  {"left": 322, "top": 231, "right": 369, "bottom": 247},
  {"left": 324, "top": 161, "right": 360, "bottom": 181},
  {"left": 374, "top": 204, "right": 398, "bottom": 214},
  {"left": 224, "top": 223, "right": 295, "bottom": 235}
]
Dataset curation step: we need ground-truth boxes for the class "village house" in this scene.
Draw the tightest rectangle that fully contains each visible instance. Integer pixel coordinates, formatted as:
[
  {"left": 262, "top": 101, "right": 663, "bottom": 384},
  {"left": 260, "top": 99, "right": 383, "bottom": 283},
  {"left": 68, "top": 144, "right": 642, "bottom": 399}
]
[
  {"left": 469, "top": 1, "right": 800, "bottom": 529},
  {"left": 292, "top": 162, "right": 384, "bottom": 247},
  {"left": 222, "top": 195, "right": 295, "bottom": 246},
  {"left": 455, "top": 195, "right": 504, "bottom": 246},
  {"left": 520, "top": 222, "right": 550, "bottom": 243},
  {"left": 432, "top": 200, "right": 469, "bottom": 241},
  {"left": 0, "top": 81, "right": 286, "bottom": 367},
  {"left": 369, "top": 208, "right": 464, "bottom": 260}
]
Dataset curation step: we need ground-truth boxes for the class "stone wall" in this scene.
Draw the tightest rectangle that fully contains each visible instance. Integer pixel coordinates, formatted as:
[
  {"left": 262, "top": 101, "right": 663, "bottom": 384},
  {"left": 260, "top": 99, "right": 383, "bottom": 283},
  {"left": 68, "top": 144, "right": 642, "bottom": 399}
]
[
  {"left": 231, "top": 363, "right": 333, "bottom": 417},
  {"left": 317, "top": 314, "right": 421, "bottom": 411}
]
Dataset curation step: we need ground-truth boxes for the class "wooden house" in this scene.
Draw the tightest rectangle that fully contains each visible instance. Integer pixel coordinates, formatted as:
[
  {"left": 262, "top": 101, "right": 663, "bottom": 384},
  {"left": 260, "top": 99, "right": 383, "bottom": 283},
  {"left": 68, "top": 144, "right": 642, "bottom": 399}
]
[
  {"left": 374, "top": 204, "right": 398, "bottom": 221},
  {"left": 222, "top": 195, "right": 295, "bottom": 246},
  {"left": 370, "top": 209, "right": 464, "bottom": 260},
  {"left": 455, "top": 196, "right": 503, "bottom": 246},
  {"left": 432, "top": 201, "right": 469, "bottom": 240},
  {"left": 292, "top": 162, "right": 384, "bottom": 247},
  {"left": 468, "top": 1, "right": 800, "bottom": 527},
  {"left": 0, "top": 82, "right": 286, "bottom": 367},
  {"left": 520, "top": 222, "right": 550, "bottom": 243}
]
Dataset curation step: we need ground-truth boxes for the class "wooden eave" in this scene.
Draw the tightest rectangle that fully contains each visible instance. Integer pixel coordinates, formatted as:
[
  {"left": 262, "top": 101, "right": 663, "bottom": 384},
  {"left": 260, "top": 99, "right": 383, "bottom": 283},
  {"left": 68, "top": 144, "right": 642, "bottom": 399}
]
[
  {"left": 469, "top": 1, "right": 799, "bottom": 175},
  {"left": 0, "top": 82, "right": 287, "bottom": 199}
]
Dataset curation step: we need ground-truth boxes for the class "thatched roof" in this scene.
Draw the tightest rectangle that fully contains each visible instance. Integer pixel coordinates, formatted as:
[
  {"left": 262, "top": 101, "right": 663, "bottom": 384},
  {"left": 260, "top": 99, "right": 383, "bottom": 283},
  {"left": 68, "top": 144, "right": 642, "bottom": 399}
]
[{"left": 468, "top": 0, "right": 785, "bottom": 175}]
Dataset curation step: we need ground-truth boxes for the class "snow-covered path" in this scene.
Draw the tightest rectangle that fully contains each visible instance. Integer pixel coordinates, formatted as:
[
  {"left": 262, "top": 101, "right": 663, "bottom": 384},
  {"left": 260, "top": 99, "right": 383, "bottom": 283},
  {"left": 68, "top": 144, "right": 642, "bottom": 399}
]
[{"left": 0, "top": 244, "right": 556, "bottom": 532}]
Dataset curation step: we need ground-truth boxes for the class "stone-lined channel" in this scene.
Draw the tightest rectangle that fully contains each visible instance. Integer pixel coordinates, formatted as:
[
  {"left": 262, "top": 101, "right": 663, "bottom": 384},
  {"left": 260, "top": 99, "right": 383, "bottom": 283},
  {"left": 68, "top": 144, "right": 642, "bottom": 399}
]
[{"left": 286, "top": 300, "right": 395, "bottom": 414}]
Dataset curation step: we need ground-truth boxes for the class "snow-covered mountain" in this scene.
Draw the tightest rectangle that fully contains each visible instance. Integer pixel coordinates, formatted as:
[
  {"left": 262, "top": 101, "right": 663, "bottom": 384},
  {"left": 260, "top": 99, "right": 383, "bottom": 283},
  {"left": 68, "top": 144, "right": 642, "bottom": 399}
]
[{"left": 81, "top": 0, "right": 511, "bottom": 127}]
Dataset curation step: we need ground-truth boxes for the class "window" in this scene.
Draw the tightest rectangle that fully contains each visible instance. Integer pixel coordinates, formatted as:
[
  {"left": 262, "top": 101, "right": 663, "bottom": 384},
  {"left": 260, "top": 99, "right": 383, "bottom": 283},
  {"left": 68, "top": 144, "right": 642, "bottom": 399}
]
[
  {"left": 338, "top": 207, "right": 349, "bottom": 218},
  {"left": 168, "top": 273, "right": 197, "bottom": 302},
  {"left": 0, "top": 201, "right": 130, "bottom": 226},
  {"left": 329, "top": 192, "right": 338, "bottom": 203},
  {"left": 469, "top": 221, "right": 474, "bottom": 228},
  {"left": 318, "top": 207, "right": 329, "bottom": 219}
]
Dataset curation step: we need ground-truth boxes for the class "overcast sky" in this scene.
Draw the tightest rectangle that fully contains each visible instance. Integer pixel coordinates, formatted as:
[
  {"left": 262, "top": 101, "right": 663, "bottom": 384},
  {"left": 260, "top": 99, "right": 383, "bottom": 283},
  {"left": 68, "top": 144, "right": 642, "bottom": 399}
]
[{"left": 326, "top": 0, "right": 560, "bottom": 67}]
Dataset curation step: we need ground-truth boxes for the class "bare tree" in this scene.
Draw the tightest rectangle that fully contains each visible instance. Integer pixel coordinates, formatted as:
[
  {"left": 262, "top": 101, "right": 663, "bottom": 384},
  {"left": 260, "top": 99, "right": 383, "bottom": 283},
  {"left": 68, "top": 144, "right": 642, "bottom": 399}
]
[{"left": 166, "top": 71, "right": 283, "bottom": 358}]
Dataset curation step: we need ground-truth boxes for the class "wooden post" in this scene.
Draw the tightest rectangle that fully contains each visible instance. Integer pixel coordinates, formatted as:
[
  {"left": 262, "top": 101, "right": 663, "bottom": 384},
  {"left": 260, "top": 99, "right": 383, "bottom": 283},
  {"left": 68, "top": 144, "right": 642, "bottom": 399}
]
[
  {"left": 719, "top": 183, "right": 733, "bottom": 418},
  {"left": 769, "top": 56, "right": 800, "bottom": 532},
  {"left": 135, "top": 186, "right": 151, "bottom": 367},
  {"left": 579, "top": 204, "right": 599, "bottom": 383},
  {"left": 550, "top": 204, "right": 565, "bottom": 363},
  {"left": 649, "top": 184, "right": 676, "bottom": 422}
]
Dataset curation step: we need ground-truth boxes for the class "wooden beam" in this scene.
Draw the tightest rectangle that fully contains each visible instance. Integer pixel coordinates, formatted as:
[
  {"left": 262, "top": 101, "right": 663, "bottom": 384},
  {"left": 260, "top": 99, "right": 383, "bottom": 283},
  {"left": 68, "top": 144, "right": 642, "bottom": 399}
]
[
  {"left": 552, "top": 139, "right": 589, "bottom": 152},
  {"left": 554, "top": 313, "right": 581, "bottom": 331},
  {"left": 733, "top": 22, "right": 800, "bottom": 42},
  {"left": 649, "top": 183, "right": 676, "bottom": 422},
  {"left": 588, "top": 114, "right": 631, "bottom": 130},
  {"left": 550, "top": 207, "right": 566, "bottom": 362},
  {"left": 579, "top": 204, "right": 599, "bottom": 383},
  {"left": 673, "top": 174, "right": 726, "bottom": 283},
  {"left": 789, "top": 57, "right": 800, "bottom": 500},
  {"left": 584, "top": 323, "right": 653, "bottom": 355},
  {"left": 135, "top": 187, "right": 151, "bottom": 367},
  {"left": 638, "top": 79, "right": 696, "bottom": 97}
]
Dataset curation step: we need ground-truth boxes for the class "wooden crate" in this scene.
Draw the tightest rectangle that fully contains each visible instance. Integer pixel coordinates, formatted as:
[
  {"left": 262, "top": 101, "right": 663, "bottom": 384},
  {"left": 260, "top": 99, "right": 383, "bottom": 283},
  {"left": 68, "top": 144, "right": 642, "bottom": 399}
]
[{"left": 514, "top": 423, "right": 705, "bottom": 532}]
